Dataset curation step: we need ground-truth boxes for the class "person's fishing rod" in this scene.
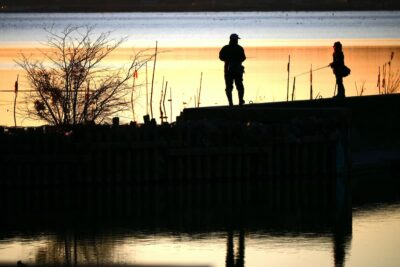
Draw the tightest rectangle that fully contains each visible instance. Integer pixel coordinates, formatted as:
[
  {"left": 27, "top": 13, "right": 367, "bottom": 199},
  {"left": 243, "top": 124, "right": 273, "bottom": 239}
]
[{"left": 292, "top": 64, "right": 330, "bottom": 78}]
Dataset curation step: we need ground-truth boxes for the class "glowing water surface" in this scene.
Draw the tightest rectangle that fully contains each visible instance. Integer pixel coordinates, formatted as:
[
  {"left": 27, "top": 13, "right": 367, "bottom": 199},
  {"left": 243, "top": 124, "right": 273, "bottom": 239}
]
[{"left": 0, "top": 201, "right": 399, "bottom": 267}]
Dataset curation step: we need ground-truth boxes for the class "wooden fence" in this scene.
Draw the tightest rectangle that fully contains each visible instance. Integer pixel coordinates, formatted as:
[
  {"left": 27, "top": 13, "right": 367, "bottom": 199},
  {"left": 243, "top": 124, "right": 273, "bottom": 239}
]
[{"left": 0, "top": 116, "right": 348, "bottom": 188}]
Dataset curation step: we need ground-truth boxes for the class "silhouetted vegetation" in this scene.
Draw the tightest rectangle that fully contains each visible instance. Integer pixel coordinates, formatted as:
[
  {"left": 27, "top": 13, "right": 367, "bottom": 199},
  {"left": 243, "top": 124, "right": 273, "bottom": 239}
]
[
  {"left": 377, "top": 52, "right": 400, "bottom": 94},
  {"left": 16, "top": 26, "right": 153, "bottom": 125}
]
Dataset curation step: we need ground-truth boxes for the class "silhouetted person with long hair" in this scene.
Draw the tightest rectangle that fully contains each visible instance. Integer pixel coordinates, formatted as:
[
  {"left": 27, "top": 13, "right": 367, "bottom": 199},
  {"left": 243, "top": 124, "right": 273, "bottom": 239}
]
[
  {"left": 330, "top": 41, "right": 346, "bottom": 99},
  {"left": 219, "top": 33, "right": 246, "bottom": 106}
]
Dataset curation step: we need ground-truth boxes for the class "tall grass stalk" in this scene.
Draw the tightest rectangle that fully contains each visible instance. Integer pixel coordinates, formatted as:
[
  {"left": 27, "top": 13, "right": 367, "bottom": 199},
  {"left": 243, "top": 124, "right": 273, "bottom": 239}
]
[
  {"left": 159, "top": 76, "right": 164, "bottom": 122},
  {"left": 291, "top": 77, "right": 296, "bottom": 101},
  {"left": 378, "top": 52, "right": 400, "bottom": 94},
  {"left": 162, "top": 81, "right": 168, "bottom": 123},
  {"left": 355, "top": 80, "right": 366, "bottom": 96}
]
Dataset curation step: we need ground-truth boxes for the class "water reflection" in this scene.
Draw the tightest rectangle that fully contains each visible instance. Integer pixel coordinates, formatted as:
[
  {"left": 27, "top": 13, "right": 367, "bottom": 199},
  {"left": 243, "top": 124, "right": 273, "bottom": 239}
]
[
  {"left": 226, "top": 230, "right": 245, "bottom": 267},
  {"left": 334, "top": 229, "right": 352, "bottom": 267},
  {"left": 0, "top": 179, "right": 355, "bottom": 266},
  {"left": 33, "top": 233, "right": 117, "bottom": 266}
]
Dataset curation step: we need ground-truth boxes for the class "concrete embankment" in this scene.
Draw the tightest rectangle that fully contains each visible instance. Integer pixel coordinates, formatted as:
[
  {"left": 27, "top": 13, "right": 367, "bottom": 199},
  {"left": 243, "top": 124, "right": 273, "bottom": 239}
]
[{"left": 180, "top": 94, "right": 400, "bottom": 175}]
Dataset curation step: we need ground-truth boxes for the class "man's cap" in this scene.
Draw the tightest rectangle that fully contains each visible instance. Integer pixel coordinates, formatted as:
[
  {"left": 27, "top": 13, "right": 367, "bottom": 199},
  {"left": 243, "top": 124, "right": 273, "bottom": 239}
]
[
  {"left": 333, "top": 41, "right": 342, "bottom": 48},
  {"left": 230, "top": 33, "right": 240, "bottom": 40}
]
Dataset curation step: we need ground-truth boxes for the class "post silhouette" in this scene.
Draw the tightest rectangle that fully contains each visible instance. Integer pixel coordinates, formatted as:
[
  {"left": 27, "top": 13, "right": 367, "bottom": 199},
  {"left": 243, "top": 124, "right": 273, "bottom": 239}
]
[
  {"left": 14, "top": 74, "right": 19, "bottom": 127},
  {"left": 310, "top": 64, "right": 313, "bottom": 100},
  {"left": 150, "top": 41, "right": 158, "bottom": 119},
  {"left": 287, "top": 55, "right": 290, "bottom": 101}
]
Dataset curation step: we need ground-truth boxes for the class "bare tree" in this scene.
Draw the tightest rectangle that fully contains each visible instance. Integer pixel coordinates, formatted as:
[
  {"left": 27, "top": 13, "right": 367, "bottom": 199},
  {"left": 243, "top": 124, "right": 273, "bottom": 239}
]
[{"left": 16, "top": 26, "right": 153, "bottom": 125}]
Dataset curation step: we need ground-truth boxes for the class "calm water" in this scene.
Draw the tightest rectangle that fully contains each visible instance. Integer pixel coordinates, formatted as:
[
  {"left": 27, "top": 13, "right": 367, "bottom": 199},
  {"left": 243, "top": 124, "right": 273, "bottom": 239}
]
[
  {"left": 0, "top": 180, "right": 399, "bottom": 267},
  {"left": 1, "top": 11, "right": 400, "bottom": 46}
]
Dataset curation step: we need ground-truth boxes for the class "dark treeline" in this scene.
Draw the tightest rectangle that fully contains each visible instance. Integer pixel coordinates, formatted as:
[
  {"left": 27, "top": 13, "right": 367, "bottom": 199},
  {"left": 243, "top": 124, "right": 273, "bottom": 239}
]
[{"left": 1, "top": 0, "right": 400, "bottom": 12}]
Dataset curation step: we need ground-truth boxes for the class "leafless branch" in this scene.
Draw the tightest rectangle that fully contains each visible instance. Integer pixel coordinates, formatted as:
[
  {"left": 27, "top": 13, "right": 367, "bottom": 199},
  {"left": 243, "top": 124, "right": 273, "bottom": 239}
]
[{"left": 15, "top": 26, "right": 155, "bottom": 125}]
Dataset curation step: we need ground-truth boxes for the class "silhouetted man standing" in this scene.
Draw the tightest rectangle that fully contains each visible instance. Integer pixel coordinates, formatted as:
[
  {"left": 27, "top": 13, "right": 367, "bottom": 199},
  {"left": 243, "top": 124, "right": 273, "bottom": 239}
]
[{"left": 219, "top": 33, "right": 246, "bottom": 106}]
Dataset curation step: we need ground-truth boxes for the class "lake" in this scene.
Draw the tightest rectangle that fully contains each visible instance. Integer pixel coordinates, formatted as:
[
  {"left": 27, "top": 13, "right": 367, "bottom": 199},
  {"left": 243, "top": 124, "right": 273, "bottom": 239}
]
[
  {"left": 0, "top": 179, "right": 399, "bottom": 267},
  {"left": 0, "top": 11, "right": 400, "bottom": 125}
]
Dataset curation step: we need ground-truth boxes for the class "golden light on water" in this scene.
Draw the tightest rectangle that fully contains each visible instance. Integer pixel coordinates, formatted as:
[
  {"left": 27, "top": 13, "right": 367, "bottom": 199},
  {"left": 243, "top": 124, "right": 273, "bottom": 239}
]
[
  {"left": 1, "top": 204, "right": 400, "bottom": 267},
  {"left": 1, "top": 40, "right": 400, "bottom": 126}
]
